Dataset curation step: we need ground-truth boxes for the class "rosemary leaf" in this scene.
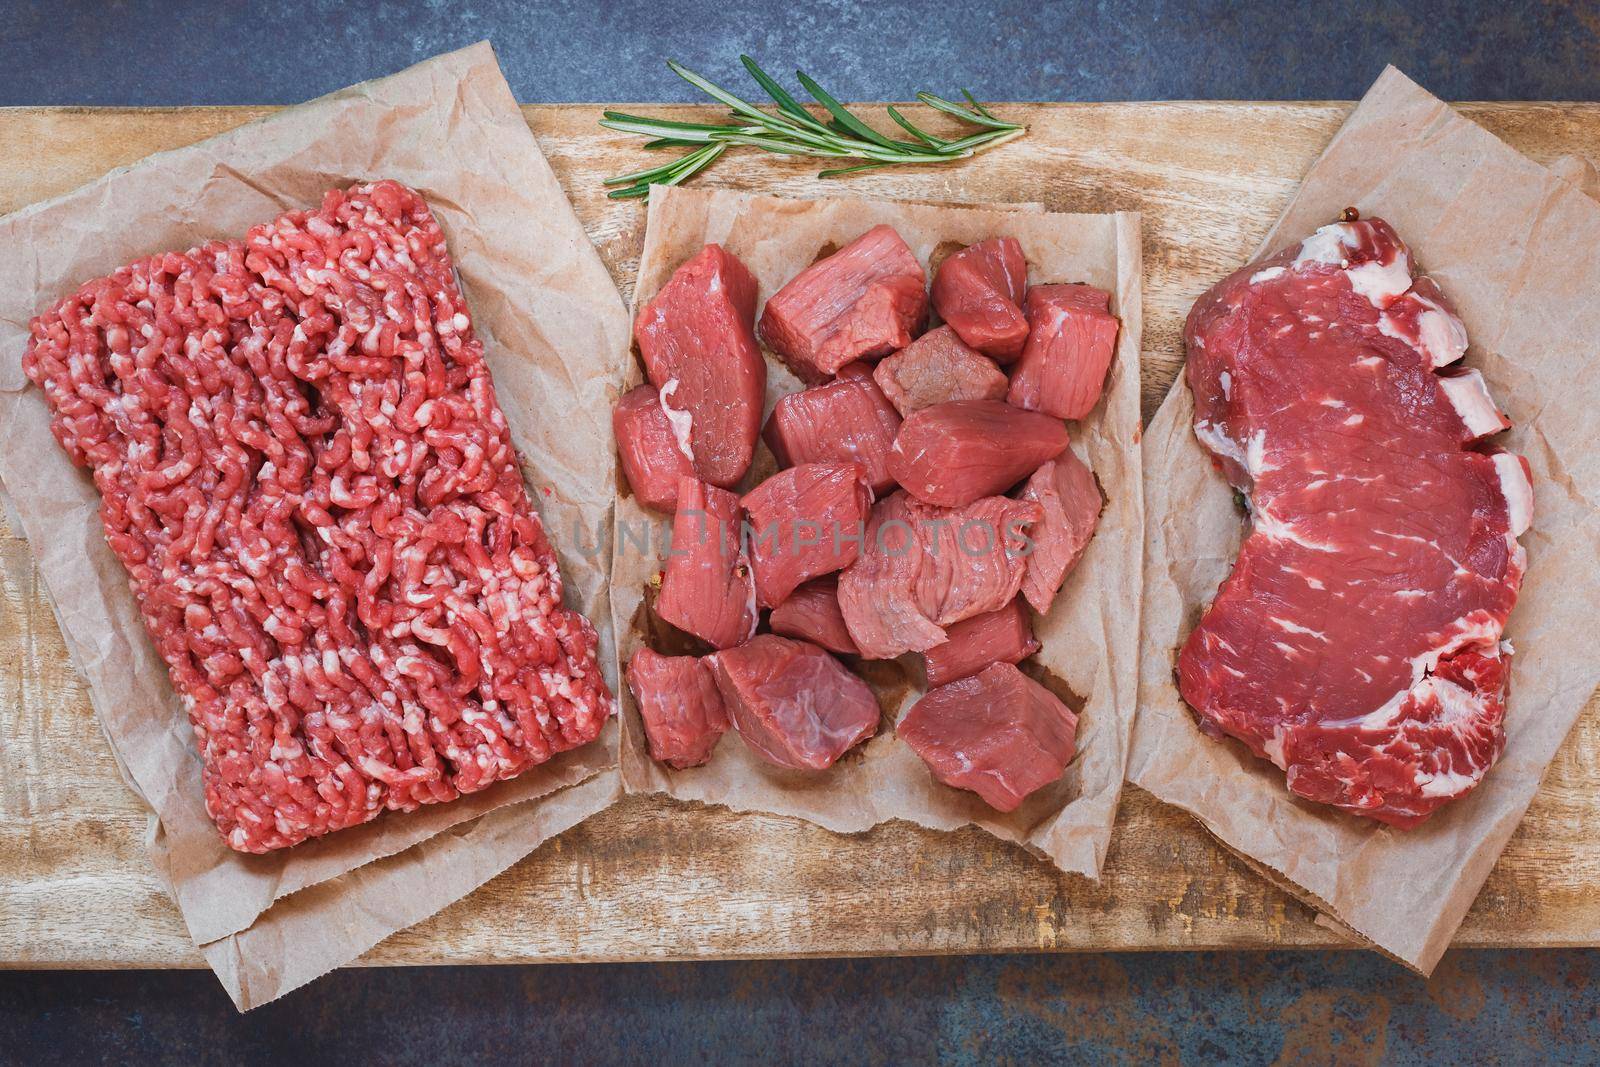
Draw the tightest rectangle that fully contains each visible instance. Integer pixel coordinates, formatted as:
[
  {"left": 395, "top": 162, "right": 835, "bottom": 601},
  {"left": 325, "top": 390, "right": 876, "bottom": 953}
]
[
  {"left": 961, "top": 89, "right": 1000, "bottom": 121},
  {"left": 605, "top": 142, "right": 728, "bottom": 199},
  {"left": 817, "top": 161, "right": 892, "bottom": 179},
  {"left": 739, "top": 55, "right": 830, "bottom": 132},
  {"left": 794, "top": 69, "right": 903, "bottom": 151},
  {"left": 916, "top": 91, "right": 1017, "bottom": 130},
  {"left": 601, "top": 59, "right": 1025, "bottom": 195},
  {"left": 886, "top": 105, "right": 948, "bottom": 149}
]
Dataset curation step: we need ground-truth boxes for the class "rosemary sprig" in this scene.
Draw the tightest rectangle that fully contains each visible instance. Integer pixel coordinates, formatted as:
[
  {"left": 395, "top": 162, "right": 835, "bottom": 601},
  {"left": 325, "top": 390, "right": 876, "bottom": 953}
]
[{"left": 600, "top": 57, "right": 1026, "bottom": 200}]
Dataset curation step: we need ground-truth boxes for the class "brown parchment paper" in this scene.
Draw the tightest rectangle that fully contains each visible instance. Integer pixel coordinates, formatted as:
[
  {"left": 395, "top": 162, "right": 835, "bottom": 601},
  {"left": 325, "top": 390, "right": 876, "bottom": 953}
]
[
  {"left": 1128, "top": 66, "right": 1600, "bottom": 973},
  {"left": 613, "top": 186, "right": 1143, "bottom": 879},
  {"left": 0, "top": 43, "right": 629, "bottom": 1009}
]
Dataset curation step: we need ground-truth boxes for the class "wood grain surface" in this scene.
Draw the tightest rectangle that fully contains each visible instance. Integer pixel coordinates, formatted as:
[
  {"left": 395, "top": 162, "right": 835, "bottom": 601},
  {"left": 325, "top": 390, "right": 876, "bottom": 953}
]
[{"left": 3, "top": 102, "right": 1598, "bottom": 968}]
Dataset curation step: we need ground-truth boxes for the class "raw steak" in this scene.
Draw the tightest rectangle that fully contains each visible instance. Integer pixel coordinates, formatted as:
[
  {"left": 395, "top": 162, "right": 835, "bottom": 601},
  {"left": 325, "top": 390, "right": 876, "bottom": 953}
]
[
  {"left": 930, "top": 236, "right": 1029, "bottom": 361},
  {"left": 758, "top": 224, "right": 928, "bottom": 382},
  {"left": 1007, "top": 284, "right": 1119, "bottom": 420},
  {"left": 871, "top": 325, "right": 1008, "bottom": 416},
  {"left": 626, "top": 648, "right": 730, "bottom": 768},
  {"left": 655, "top": 478, "right": 759, "bottom": 650},
  {"left": 888, "top": 399, "right": 1069, "bottom": 507},
  {"left": 764, "top": 367, "right": 902, "bottom": 494},
  {"left": 613, "top": 383, "right": 695, "bottom": 513},
  {"left": 634, "top": 243, "right": 766, "bottom": 487},
  {"left": 1179, "top": 217, "right": 1532, "bottom": 828},
  {"left": 710, "top": 635, "right": 880, "bottom": 770},
  {"left": 741, "top": 462, "right": 871, "bottom": 608},
  {"left": 899, "top": 662, "right": 1078, "bottom": 812},
  {"left": 767, "top": 576, "right": 859, "bottom": 656},
  {"left": 22, "top": 181, "right": 613, "bottom": 852}
]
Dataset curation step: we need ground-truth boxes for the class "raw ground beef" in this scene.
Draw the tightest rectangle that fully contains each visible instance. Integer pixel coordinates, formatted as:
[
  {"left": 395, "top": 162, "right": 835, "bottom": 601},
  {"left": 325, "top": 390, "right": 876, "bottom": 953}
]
[{"left": 23, "top": 180, "right": 613, "bottom": 853}]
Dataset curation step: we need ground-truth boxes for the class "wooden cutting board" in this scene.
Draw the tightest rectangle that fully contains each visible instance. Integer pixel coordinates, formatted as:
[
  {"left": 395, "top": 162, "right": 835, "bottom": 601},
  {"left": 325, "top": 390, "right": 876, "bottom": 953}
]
[{"left": 3, "top": 102, "right": 1598, "bottom": 968}]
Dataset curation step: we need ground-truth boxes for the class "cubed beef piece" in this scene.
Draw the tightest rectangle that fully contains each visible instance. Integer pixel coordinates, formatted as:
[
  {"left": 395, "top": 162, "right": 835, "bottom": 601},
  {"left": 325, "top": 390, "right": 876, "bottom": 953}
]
[
  {"left": 913, "top": 495, "right": 1043, "bottom": 629},
  {"left": 613, "top": 384, "right": 696, "bottom": 513},
  {"left": 767, "top": 576, "right": 859, "bottom": 655},
  {"left": 922, "top": 598, "right": 1039, "bottom": 688},
  {"left": 710, "top": 635, "right": 880, "bottom": 770},
  {"left": 888, "top": 399, "right": 1069, "bottom": 507},
  {"left": 930, "top": 237, "right": 1029, "bottom": 361},
  {"left": 764, "top": 370, "right": 902, "bottom": 494},
  {"left": 741, "top": 462, "right": 872, "bottom": 608},
  {"left": 1007, "top": 284, "right": 1119, "bottom": 420},
  {"left": 837, "top": 493, "right": 943, "bottom": 658},
  {"left": 625, "top": 648, "right": 730, "bottom": 768},
  {"left": 758, "top": 225, "right": 928, "bottom": 381},
  {"left": 655, "top": 477, "right": 758, "bottom": 649},
  {"left": 899, "top": 662, "right": 1078, "bottom": 812},
  {"left": 1018, "top": 450, "right": 1103, "bottom": 615},
  {"left": 872, "top": 325, "right": 1008, "bottom": 417},
  {"left": 635, "top": 244, "right": 767, "bottom": 486},
  {"left": 838, "top": 492, "right": 1041, "bottom": 659}
]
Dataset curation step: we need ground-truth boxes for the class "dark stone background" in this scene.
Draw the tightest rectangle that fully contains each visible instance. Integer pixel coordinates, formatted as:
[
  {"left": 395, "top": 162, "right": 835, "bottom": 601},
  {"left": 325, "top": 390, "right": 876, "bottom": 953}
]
[
  {"left": 3, "top": 0, "right": 1599, "bottom": 104},
  {"left": 5, "top": 951, "right": 1599, "bottom": 1064},
  {"left": 3, "top": 1, "right": 1599, "bottom": 1061}
]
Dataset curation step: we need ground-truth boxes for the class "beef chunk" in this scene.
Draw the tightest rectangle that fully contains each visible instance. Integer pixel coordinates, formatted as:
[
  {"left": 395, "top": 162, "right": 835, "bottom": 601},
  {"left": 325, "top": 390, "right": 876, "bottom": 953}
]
[
  {"left": 872, "top": 325, "right": 1008, "bottom": 416},
  {"left": 930, "top": 236, "right": 1029, "bottom": 361},
  {"left": 635, "top": 244, "right": 767, "bottom": 486},
  {"left": 759, "top": 225, "right": 927, "bottom": 381},
  {"left": 655, "top": 478, "right": 758, "bottom": 650},
  {"left": 922, "top": 598, "right": 1039, "bottom": 688},
  {"left": 767, "top": 576, "right": 859, "bottom": 656},
  {"left": 837, "top": 492, "right": 1041, "bottom": 659},
  {"left": 613, "top": 384, "right": 696, "bottom": 513},
  {"left": 899, "top": 662, "right": 1078, "bottom": 812},
  {"left": 1007, "top": 284, "right": 1119, "bottom": 420},
  {"left": 626, "top": 648, "right": 730, "bottom": 768},
  {"left": 710, "top": 635, "right": 880, "bottom": 770},
  {"left": 741, "top": 462, "right": 872, "bottom": 608},
  {"left": 764, "top": 368, "right": 902, "bottom": 494},
  {"left": 1018, "top": 449, "right": 1103, "bottom": 615},
  {"left": 888, "top": 399, "right": 1069, "bottom": 507}
]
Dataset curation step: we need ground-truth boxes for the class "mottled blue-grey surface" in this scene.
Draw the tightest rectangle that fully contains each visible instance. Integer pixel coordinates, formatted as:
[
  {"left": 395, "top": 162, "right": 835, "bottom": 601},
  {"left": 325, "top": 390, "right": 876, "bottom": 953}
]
[
  {"left": 4, "top": 951, "right": 1600, "bottom": 1064},
  {"left": 2, "top": 0, "right": 1598, "bottom": 105},
  {"left": 7, "top": 0, "right": 1600, "bottom": 1061}
]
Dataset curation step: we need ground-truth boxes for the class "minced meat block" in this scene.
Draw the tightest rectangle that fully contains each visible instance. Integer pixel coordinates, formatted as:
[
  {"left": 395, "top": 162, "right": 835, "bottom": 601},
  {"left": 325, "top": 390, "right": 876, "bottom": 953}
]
[{"left": 22, "top": 180, "right": 614, "bottom": 852}]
